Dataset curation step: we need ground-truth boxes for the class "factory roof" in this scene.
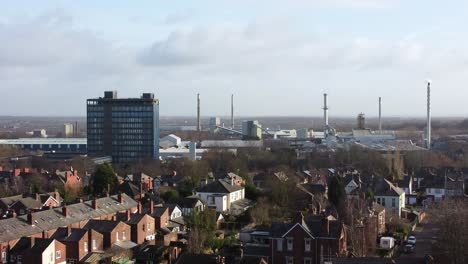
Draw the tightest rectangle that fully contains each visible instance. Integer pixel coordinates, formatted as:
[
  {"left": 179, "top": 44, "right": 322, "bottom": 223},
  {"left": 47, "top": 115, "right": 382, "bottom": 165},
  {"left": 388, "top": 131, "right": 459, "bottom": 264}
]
[
  {"left": 0, "top": 138, "right": 87, "bottom": 145},
  {"left": 354, "top": 140, "right": 426, "bottom": 152},
  {"left": 201, "top": 140, "right": 263, "bottom": 148}
]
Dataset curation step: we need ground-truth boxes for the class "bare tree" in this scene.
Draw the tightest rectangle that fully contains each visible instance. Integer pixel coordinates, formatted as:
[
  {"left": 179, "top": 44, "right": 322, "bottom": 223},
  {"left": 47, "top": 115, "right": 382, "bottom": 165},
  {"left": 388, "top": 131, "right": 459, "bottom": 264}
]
[{"left": 431, "top": 199, "right": 468, "bottom": 264}]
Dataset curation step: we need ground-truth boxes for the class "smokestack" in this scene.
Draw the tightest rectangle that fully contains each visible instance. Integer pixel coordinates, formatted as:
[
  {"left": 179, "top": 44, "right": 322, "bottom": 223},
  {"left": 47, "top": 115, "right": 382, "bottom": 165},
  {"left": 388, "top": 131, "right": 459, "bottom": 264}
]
[
  {"left": 197, "top": 94, "right": 201, "bottom": 133},
  {"left": 231, "top": 94, "right": 234, "bottom": 129},
  {"left": 323, "top": 93, "right": 329, "bottom": 127},
  {"left": 427, "top": 80, "right": 431, "bottom": 149},
  {"left": 378, "top": 97, "right": 382, "bottom": 132}
]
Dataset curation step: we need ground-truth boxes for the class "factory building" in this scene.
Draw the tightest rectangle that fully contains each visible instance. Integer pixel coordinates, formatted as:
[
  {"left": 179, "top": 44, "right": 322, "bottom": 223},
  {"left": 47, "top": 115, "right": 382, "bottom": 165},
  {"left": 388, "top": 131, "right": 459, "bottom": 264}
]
[
  {"left": 63, "top": 123, "right": 74, "bottom": 137},
  {"left": 0, "top": 138, "right": 87, "bottom": 153},
  {"left": 242, "top": 120, "right": 262, "bottom": 140},
  {"left": 87, "top": 91, "right": 160, "bottom": 163}
]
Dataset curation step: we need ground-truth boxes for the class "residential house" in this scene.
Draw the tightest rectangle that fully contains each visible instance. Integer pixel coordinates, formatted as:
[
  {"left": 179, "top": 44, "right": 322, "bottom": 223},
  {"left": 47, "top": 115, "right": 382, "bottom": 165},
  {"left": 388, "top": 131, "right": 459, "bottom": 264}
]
[
  {"left": 373, "top": 179, "right": 405, "bottom": 218},
  {"left": 54, "top": 169, "right": 82, "bottom": 192},
  {"left": 166, "top": 204, "right": 186, "bottom": 232},
  {"left": 51, "top": 227, "right": 104, "bottom": 263},
  {"left": 22, "top": 238, "right": 66, "bottom": 264},
  {"left": 195, "top": 179, "right": 245, "bottom": 213},
  {"left": 113, "top": 181, "right": 143, "bottom": 200},
  {"left": 244, "top": 212, "right": 347, "bottom": 264},
  {"left": 120, "top": 210, "right": 156, "bottom": 244},
  {"left": 152, "top": 206, "right": 169, "bottom": 230},
  {"left": 83, "top": 220, "right": 131, "bottom": 249},
  {"left": 0, "top": 192, "right": 61, "bottom": 216},
  {"left": 154, "top": 171, "right": 185, "bottom": 188},
  {"left": 213, "top": 172, "right": 245, "bottom": 186},
  {"left": 134, "top": 244, "right": 181, "bottom": 264},
  {"left": 343, "top": 175, "right": 360, "bottom": 195},
  {"left": 125, "top": 172, "right": 153, "bottom": 192},
  {"left": 0, "top": 193, "right": 137, "bottom": 263},
  {"left": 179, "top": 196, "right": 205, "bottom": 216}
]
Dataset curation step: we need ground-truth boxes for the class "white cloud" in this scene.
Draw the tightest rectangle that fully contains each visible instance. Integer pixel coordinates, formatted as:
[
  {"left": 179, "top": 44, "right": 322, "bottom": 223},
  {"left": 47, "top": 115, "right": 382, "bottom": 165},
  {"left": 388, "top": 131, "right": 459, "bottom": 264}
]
[{"left": 1, "top": 9, "right": 468, "bottom": 117}]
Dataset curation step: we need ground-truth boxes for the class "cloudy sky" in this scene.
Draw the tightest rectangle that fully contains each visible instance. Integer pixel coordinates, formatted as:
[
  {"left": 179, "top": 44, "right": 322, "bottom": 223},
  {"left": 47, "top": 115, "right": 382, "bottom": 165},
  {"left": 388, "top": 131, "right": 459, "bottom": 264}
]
[{"left": 1, "top": 0, "right": 468, "bottom": 117}]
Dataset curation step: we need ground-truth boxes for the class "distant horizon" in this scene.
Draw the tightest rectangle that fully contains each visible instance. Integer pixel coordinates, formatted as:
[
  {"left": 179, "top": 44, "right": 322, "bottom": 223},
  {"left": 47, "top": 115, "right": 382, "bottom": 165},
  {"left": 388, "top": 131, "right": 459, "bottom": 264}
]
[{"left": 0, "top": 115, "right": 466, "bottom": 120}]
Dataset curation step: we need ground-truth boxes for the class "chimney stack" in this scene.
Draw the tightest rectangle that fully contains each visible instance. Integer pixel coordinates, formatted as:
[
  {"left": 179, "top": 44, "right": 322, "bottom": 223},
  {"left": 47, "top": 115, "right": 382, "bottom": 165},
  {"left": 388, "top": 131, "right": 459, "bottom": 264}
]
[
  {"left": 378, "top": 97, "right": 382, "bottom": 132},
  {"left": 231, "top": 94, "right": 234, "bottom": 129},
  {"left": 137, "top": 202, "right": 142, "bottom": 214},
  {"left": 92, "top": 198, "right": 98, "bottom": 210},
  {"left": 118, "top": 193, "right": 124, "bottom": 204},
  {"left": 197, "top": 93, "right": 201, "bottom": 135},
  {"left": 62, "top": 206, "right": 69, "bottom": 217},
  {"left": 126, "top": 210, "right": 131, "bottom": 221},
  {"left": 150, "top": 199, "right": 154, "bottom": 215},
  {"left": 426, "top": 80, "right": 431, "bottom": 149},
  {"left": 323, "top": 93, "right": 329, "bottom": 128}
]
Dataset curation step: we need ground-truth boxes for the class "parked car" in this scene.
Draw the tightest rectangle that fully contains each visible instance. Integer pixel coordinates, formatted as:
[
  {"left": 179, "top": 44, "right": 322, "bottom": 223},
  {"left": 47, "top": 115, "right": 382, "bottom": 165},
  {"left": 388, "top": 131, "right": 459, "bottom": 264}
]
[
  {"left": 404, "top": 244, "right": 415, "bottom": 253},
  {"left": 407, "top": 236, "right": 417, "bottom": 245}
]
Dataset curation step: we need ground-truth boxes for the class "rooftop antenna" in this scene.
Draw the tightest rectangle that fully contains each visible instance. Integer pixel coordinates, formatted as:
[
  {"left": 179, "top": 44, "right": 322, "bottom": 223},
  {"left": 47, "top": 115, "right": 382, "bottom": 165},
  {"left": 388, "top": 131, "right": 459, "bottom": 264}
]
[{"left": 426, "top": 80, "right": 431, "bottom": 149}]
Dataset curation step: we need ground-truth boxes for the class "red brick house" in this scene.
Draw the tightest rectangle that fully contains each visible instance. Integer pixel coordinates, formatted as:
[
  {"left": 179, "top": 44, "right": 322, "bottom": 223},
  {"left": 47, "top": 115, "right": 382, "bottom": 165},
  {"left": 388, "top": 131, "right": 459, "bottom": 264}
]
[
  {"left": 22, "top": 238, "right": 66, "bottom": 264},
  {"left": 245, "top": 212, "right": 347, "bottom": 264},
  {"left": 50, "top": 227, "right": 105, "bottom": 263},
  {"left": 83, "top": 220, "right": 131, "bottom": 249}
]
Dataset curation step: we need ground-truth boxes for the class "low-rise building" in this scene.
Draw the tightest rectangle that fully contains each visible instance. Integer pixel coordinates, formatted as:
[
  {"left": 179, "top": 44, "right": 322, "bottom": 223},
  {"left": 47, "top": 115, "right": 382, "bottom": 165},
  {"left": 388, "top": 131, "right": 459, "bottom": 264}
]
[
  {"left": 195, "top": 179, "right": 245, "bottom": 213},
  {"left": 373, "top": 179, "right": 405, "bottom": 218}
]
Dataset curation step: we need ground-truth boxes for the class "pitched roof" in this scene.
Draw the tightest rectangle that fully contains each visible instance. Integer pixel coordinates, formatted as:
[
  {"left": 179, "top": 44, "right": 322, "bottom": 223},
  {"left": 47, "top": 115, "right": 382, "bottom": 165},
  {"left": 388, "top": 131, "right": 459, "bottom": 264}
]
[
  {"left": 196, "top": 179, "right": 243, "bottom": 194},
  {"left": 152, "top": 206, "right": 168, "bottom": 217},
  {"left": 374, "top": 179, "right": 404, "bottom": 196},
  {"left": 175, "top": 254, "right": 220, "bottom": 264},
  {"left": 113, "top": 181, "right": 141, "bottom": 197},
  {"left": 84, "top": 219, "right": 123, "bottom": 233},
  {"left": 27, "top": 238, "right": 55, "bottom": 254},
  {"left": 178, "top": 196, "right": 203, "bottom": 208},
  {"left": 0, "top": 194, "right": 137, "bottom": 243}
]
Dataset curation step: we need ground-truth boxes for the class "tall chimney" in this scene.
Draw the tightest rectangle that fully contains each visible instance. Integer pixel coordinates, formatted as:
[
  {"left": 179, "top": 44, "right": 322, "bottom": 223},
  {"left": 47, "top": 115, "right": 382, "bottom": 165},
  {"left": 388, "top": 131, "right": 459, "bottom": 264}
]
[
  {"left": 323, "top": 93, "right": 329, "bottom": 127},
  {"left": 197, "top": 93, "right": 201, "bottom": 135},
  {"left": 378, "top": 97, "right": 382, "bottom": 132},
  {"left": 427, "top": 81, "right": 431, "bottom": 149},
  {"left": 231, "top": 94, "right": 234, "bottom": 129}
]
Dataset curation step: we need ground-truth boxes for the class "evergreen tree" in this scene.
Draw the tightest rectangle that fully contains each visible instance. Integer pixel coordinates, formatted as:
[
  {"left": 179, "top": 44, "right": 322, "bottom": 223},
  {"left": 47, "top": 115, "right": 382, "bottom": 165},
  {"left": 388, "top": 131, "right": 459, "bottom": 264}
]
[
  {"left": 92, "top": 163, "right": 118, "bottom": 195},
  {"left": 328, "top": 176, "right": 346, "bottom": 209}
]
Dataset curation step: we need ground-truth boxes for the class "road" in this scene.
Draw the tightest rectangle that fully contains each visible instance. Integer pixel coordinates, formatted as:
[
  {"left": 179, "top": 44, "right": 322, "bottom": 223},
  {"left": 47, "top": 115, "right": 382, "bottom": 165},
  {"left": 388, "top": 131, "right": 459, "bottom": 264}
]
[{"left": 404, "top": 217, "right": 438, "bottom": 258}]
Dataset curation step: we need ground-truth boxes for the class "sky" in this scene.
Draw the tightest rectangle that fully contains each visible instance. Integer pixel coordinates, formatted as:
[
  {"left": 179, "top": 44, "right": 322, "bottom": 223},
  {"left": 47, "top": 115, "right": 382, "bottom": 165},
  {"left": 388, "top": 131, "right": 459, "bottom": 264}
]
[{"left": 1, "top": 0, "right": 468, "bottom": 117}]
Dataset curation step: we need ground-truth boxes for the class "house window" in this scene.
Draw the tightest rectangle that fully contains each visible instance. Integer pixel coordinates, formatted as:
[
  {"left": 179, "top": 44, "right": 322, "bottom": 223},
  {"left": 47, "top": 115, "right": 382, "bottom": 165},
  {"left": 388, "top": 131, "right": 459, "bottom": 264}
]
[
  {"left": 435, "top": 188, "right": 441, "bottom": 194},
  {"left": 286, "top": 256, "right": 294, "bottom": 264},
  {"left": 376, "top": 197, "right": 380, "bottom": 204},
  {"left": 84, "top": 241, "right": 88, "bottom": 252},
  {"left": 1, "top": 252, "right": 6, "bottom": 261},
  {"left": 50, "top": 252, "right": 53, "bottom": 261},
  {"left": 287, "top": 238, "right": 293, "bottom": 251},
  {"left": 123, "top": 231, "right": 126, "bottom": 240},
  {"left": 147, "top": 223, "right": 151, "bottom": 231},
  {"left": 381, "top": 198, "right": 386, "bottom": 206},
  {"left": 392, "top": 198, "right": 396, "bottom": 207},
  {"left": 56, "top": 250, "right": 61, "bottom": 259},
  {"left": 379, "top": 215, "right": 383, "bottom": 225},
  {"left": 209, "top": 196, "right": 215, "bottom": 205},
  {"left": 304, "top": 258, "right": 312, "bottom": 264},
  {"left": 92, "top": 240, "right": 97, "bottom": 250},
  {"left": 116, "top": 232, "right": 120, "bottom": 241},
  {"left": 305, "top": 238, "right": 311, "bottom": 252},
  {"left": 277, "top": 239, "right": 283, "bottom": 251}
]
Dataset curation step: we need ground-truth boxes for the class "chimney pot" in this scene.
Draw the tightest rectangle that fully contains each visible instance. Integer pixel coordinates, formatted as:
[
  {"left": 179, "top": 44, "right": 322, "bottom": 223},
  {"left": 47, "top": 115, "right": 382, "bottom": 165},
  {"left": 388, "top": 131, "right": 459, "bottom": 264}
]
[
  {"left": 62, "top": 206, "right": 69, "bottom": 217},
  {"left": 92, "top": 198, "right": 98, "bottom": 210},
  {"left": 126, "top": 210, "right": 131, "bottom": 221},
  {"left": 150, "top": 199, "right": 154, "bottom": 215},
  {"left": 137, "top": 202, "right": 142, "bottom": 214},
  {"left": 118, "top": 193, "right": 124, "bottom": 204}
]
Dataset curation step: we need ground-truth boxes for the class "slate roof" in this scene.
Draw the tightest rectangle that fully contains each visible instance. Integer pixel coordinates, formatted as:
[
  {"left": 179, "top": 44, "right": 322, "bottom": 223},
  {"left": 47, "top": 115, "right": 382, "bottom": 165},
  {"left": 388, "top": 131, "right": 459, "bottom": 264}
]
[
  {"left": 0, "top": 194, "right": 137, "bottom": 243},
  {"left": 65, "top": 229, "right": 88, "bottom": 242},
  {"left": 152, "top": 206, "right": 168, "bottom": 217},
  {"left": 28, "top": 238, "right": 55, "bottom": 254},
  {"left": 11, "top": 197, "right": 42, "bottom": 210},
  {"left": 84, "top": 219, "right": 122, "bottom": 233},
  {"left": 178, "top": 196, "right": 203, "bottom": 208},
  {"left": 196, "top": 179, "right": 243, "bottom": 194},
  {"left": 113, "top": 182, "right": 141, "bottom": 198},
  {"left": 126, "top": 172, "right": 152, "bottom": 182},
  {"left": 374, "top": 179, "right": 404, "bottom": 197},
  {"left": 301, "top": 183, "right": 326, "bottom": 194},
  {"left": 269, "top": 214, "right": 344, "bottom": 240}
]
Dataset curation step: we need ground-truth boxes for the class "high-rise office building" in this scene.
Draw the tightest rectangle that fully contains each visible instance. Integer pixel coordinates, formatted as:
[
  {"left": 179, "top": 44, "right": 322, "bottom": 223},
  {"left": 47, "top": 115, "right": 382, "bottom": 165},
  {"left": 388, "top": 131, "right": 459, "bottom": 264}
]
[
  {"left": 87, "top": 91, "right": 159, "bottom": 163},
  {"left": 63, "top": 123, "right": 74, "bottom": 137}
]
